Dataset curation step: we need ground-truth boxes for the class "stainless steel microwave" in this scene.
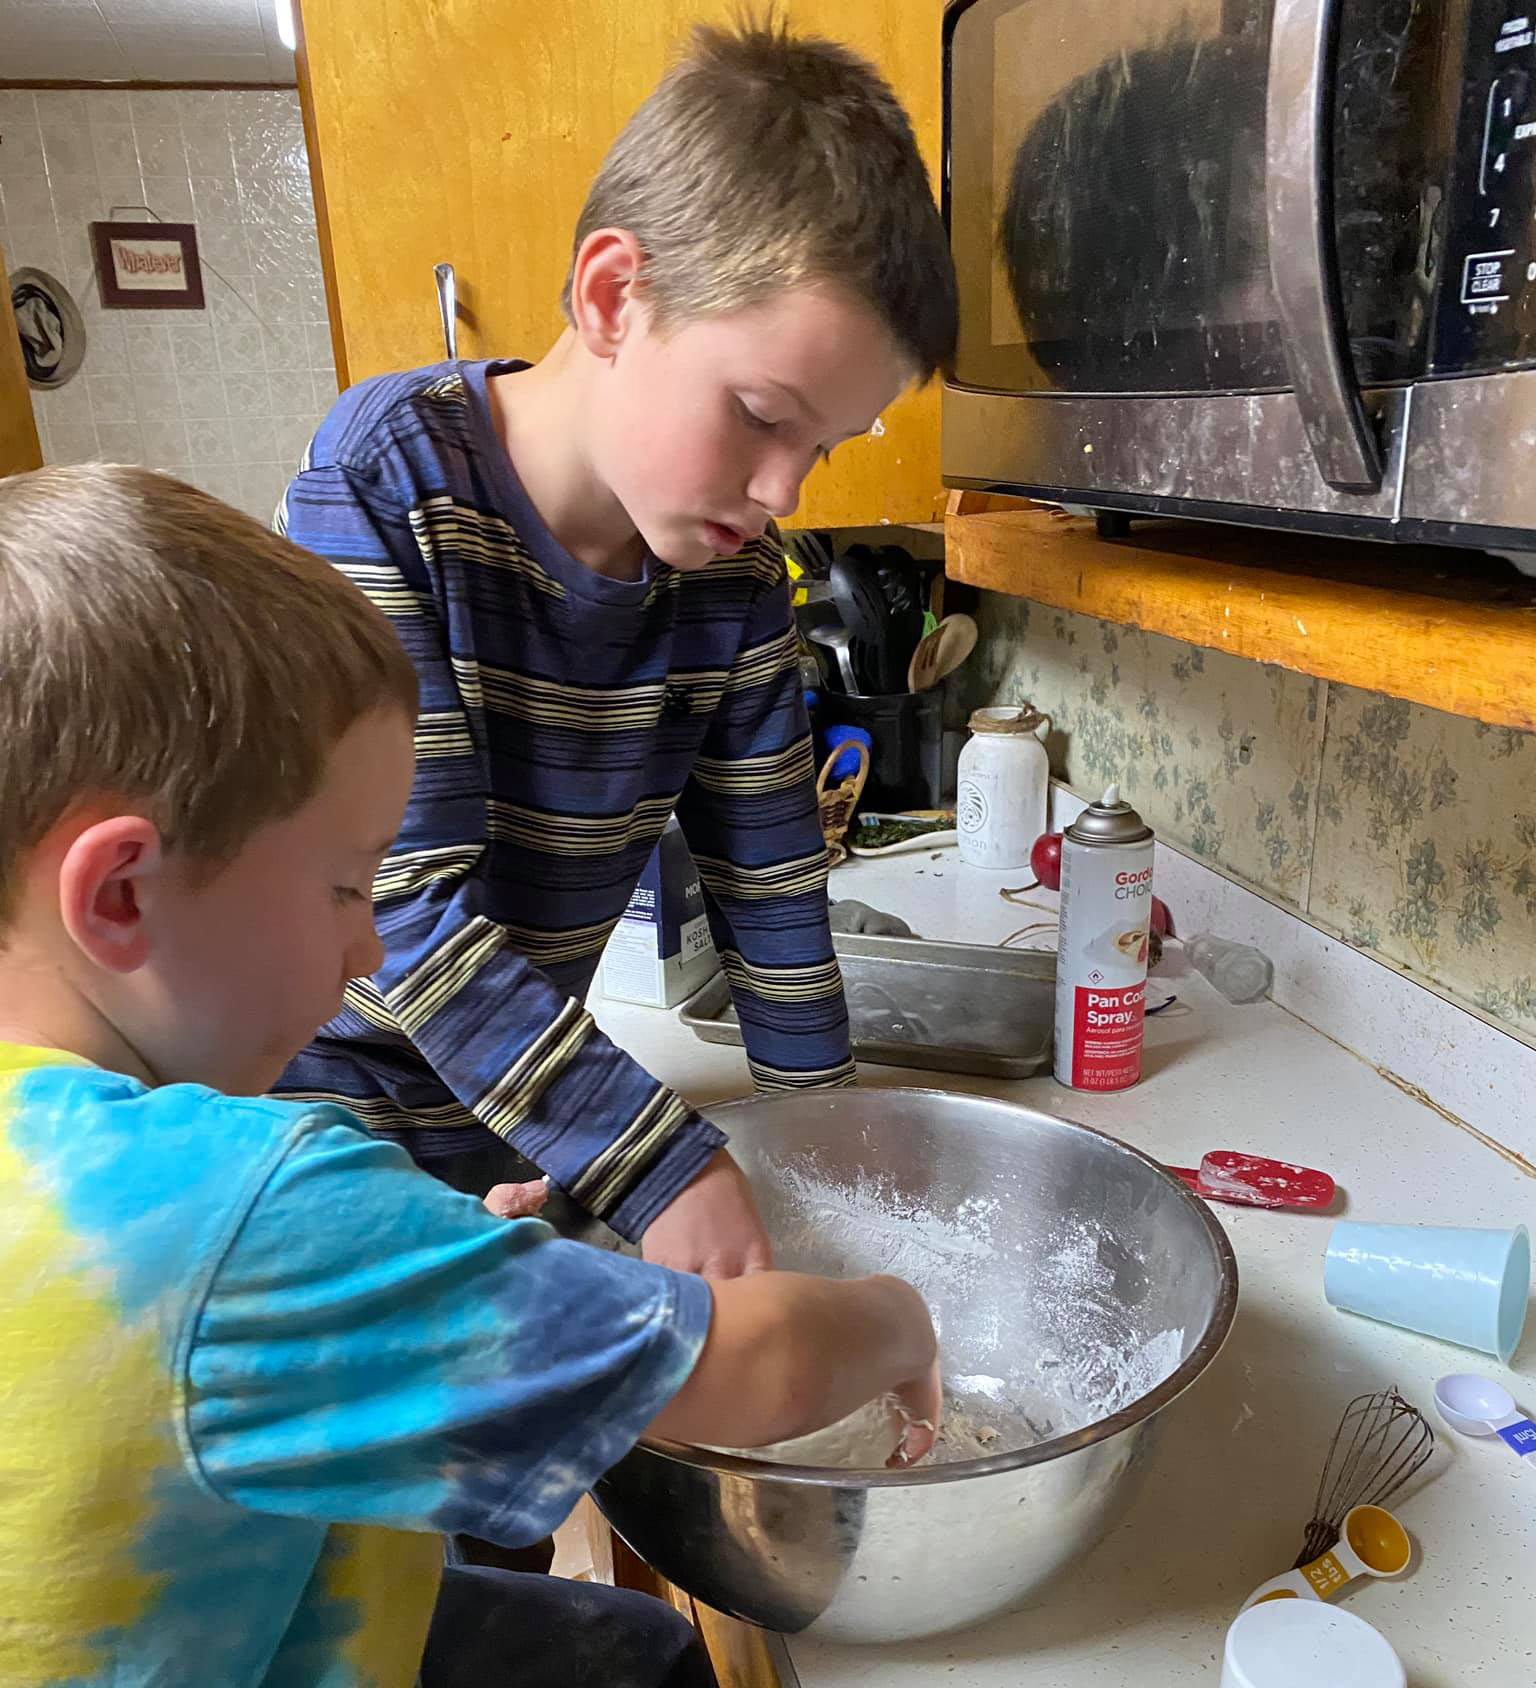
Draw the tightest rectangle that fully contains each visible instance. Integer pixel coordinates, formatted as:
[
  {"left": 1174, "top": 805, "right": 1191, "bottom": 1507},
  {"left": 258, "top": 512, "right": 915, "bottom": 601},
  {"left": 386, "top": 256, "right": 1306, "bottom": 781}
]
[{"left": 943, "top": 0, "right": 1536, "bottom": 558}]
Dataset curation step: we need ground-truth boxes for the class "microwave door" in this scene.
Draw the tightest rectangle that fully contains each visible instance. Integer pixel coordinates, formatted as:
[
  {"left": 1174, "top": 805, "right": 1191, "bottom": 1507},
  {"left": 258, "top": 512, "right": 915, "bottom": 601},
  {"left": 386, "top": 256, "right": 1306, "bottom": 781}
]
[
  {"left": 943, "top": 0, "right": 1446, "bottom": 530},
  {"left": 948, "top": 0, "right": 1291, "bottom": 399},
  {"left": 1267, "top": 0, "right": 1385, "bottom": 491}
]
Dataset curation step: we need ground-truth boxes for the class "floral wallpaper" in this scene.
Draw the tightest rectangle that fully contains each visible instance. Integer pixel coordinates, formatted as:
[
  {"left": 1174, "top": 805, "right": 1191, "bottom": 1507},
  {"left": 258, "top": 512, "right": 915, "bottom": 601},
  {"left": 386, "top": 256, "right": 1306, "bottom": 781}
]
[{"left": 962, "top": 595, "right": 1536, "bottom": 1047}]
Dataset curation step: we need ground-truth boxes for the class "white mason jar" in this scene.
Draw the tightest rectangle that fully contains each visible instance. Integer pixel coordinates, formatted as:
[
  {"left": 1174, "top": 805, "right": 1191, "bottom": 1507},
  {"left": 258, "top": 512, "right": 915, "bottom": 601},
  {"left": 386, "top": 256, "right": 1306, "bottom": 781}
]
[{"left": 955, "top": 705, "right": 1052, "bottom": 869}]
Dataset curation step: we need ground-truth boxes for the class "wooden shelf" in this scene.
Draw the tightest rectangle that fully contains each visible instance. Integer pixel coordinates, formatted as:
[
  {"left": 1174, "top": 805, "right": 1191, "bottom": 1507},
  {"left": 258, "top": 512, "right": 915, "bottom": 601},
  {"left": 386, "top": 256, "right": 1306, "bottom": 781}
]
[{"left": 944, "top": 502, "right": 1536, "bottom": 732}]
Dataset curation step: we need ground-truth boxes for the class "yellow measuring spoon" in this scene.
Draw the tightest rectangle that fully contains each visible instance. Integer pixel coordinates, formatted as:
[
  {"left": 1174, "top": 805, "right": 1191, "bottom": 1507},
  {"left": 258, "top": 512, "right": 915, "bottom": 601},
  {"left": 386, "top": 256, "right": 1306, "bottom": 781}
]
[{"left": 1241, "top": 1505, "right": 1413, "bottom": 1610}]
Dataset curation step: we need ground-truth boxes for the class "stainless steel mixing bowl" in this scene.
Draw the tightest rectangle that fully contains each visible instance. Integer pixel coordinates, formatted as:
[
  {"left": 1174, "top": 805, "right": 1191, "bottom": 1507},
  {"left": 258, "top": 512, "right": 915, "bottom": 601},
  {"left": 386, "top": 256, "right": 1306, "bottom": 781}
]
[{"left": 595, "top": 1087, "right": 1237, "bottom": 1643}]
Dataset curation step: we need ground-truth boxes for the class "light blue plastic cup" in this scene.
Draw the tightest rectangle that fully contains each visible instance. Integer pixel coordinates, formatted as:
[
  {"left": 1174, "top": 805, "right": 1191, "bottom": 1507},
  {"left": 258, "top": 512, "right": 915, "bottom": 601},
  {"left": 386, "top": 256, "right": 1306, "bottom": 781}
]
[{"left": 1324, "top": 1222, "right": 1531, "bottom": 1364}]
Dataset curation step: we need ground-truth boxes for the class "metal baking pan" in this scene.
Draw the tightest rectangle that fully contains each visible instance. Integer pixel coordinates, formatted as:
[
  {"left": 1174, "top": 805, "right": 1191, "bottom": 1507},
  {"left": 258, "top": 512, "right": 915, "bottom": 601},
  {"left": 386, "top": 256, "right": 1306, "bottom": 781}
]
[{"left": 678, "top": 933, "right": 1056, "bottom": 1078}]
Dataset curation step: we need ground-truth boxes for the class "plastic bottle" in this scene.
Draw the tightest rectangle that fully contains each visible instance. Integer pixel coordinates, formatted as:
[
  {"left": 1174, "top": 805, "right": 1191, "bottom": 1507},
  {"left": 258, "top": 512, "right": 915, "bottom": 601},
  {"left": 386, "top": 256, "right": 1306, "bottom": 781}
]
[{"left": 1186, "top": 934, "right": 1273, "bottom": 1003}]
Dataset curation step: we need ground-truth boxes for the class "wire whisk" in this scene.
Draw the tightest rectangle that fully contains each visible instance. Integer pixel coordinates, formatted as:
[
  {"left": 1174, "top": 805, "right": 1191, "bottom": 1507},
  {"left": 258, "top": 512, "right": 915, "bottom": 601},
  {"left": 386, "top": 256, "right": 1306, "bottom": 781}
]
[{"left": 1294, "top": 1388, "right": 1434, "bottom": 1569}]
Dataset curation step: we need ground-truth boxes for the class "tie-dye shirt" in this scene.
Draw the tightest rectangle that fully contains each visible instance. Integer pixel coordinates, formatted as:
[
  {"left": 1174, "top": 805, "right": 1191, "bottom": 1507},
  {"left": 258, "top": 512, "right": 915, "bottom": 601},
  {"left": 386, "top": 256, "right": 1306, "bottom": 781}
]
[{"left": 0, "top": 1043, "right": 711, "bottom": 1688}]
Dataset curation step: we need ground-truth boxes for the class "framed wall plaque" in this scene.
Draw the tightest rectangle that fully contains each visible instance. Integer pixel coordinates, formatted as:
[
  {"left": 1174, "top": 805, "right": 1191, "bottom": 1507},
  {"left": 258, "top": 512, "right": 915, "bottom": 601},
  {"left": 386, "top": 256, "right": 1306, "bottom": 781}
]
[{"left": 91, "top": 221, "right": 206, "bottom": 311}]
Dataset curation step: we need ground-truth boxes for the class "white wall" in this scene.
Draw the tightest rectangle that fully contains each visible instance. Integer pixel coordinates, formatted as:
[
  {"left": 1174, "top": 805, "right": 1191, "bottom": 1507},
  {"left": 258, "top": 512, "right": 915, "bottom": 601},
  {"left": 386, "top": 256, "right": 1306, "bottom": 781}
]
[{"left": 0, "top": 86, "right": 334, "bottom": 523}]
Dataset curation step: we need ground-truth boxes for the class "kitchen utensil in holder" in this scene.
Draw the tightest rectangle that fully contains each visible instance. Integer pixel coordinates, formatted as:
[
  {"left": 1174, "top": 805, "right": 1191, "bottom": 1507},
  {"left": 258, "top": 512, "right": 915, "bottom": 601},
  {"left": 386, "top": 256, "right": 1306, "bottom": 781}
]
[
  {"left": 819, "top": 688, "right": 944, "bottom": 812},
  {"left": 908, "top": 613, "right": 979, "bottom": 692}
]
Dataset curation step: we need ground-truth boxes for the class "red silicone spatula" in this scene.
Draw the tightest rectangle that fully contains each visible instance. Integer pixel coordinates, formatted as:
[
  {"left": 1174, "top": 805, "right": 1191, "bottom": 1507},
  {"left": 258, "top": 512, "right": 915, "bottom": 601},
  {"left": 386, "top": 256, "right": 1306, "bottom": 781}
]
[{"left": 1168, "top": 1150, "right": 1335, "bottom": 1210}]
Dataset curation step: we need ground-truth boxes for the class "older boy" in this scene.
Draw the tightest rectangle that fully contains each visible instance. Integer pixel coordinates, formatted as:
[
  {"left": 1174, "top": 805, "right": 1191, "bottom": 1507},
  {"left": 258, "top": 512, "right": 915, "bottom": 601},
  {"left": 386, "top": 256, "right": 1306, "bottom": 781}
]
[
  {"left": 276, "top": 19, "right": 958, "bottom": 1273},
  {"left": 0, "top": 465, "right": 939, "bottom": 1687}
]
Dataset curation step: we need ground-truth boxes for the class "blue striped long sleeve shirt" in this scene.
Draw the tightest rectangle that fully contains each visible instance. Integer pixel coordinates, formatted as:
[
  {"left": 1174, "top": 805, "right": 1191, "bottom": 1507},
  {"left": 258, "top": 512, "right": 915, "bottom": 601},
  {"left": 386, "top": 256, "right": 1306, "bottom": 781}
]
[{"left": 273, "top": 359, "right": 853, "bottom": 1239}]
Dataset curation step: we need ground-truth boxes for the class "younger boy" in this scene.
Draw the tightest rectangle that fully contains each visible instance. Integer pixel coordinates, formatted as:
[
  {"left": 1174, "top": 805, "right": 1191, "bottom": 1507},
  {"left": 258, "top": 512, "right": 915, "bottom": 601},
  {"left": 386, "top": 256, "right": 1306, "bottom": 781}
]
[
  {"left": 276, "top": 19, "right": 959, "bottom": 1275},
  {"left": 0, "top": 465, "right": 939, "bottom": 1687}
]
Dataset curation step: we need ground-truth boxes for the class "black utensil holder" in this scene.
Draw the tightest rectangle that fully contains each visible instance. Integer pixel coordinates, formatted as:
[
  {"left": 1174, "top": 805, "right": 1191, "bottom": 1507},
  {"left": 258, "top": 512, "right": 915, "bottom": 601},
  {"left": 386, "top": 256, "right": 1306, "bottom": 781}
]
[{"left": 820, "top": 687, "right": 944, "bottom": 812}]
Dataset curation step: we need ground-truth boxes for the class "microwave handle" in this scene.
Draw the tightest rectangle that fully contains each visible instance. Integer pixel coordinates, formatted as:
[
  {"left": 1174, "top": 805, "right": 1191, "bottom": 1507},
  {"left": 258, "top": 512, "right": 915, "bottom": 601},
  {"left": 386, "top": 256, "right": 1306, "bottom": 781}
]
[{"left": 1266, "top": 0, "right": 1384, "bottom": 493}]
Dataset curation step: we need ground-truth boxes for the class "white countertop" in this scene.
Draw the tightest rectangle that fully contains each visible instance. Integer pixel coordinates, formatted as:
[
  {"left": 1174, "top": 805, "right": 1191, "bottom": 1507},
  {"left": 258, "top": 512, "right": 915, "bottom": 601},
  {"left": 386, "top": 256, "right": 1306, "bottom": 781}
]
[{"left": 592, "top": 851, "right": 1535, "bottom": 1688}]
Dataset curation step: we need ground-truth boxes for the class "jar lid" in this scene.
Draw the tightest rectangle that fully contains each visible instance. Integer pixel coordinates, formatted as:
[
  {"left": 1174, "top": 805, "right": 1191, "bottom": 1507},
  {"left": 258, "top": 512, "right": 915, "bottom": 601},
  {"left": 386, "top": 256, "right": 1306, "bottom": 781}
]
[{"left": 968, "top": 705, "right": 1048, "bottom": 735}]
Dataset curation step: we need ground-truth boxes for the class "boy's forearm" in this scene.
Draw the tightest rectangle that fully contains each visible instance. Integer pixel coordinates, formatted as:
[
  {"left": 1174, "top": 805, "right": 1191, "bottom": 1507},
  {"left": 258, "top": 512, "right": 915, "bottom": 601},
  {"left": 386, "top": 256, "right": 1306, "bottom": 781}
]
[
  {"left": 709, "top": 885, "right": 856, "bottom": 1091},
  {"left": 361, "top": 884, "right": 728, "bottom": 1238},
  {"left": 646, "top": 1271, "right": 936, "bottom": 1451},
  {"left": 678, "top": 844, "right": 855, "bottom": 1090},
  {"left": 675, "top": 566, "right": 855, "bottom": 1090}
]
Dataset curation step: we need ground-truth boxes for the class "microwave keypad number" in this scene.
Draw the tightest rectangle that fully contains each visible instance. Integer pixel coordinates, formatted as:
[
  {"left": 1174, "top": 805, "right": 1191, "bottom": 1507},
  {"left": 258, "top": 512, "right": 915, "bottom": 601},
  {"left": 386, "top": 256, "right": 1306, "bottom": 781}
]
[{"left": 1436, "top": 5, "right": 1536, "bottom": 370}]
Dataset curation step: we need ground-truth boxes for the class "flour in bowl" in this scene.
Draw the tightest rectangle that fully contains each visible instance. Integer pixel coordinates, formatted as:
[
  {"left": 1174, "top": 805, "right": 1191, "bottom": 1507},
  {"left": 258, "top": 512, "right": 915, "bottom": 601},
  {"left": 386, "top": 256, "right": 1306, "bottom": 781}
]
[{"left": 746, "top": 1156, "right": 1187, "bottom": 1465}]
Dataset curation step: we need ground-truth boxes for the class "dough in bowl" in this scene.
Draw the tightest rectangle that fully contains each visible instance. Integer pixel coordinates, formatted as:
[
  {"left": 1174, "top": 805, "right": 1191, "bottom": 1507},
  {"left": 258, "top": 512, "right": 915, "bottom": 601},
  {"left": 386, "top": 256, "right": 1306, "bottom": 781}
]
[{"left": 707, "top": 1393, "right": 907, "bottom": 1469}]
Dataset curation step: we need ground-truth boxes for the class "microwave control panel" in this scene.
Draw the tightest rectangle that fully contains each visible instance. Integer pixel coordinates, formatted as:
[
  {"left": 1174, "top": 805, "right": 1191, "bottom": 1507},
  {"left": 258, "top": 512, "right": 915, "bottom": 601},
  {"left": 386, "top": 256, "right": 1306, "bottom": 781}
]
[{"left": 1434, "top": 2, "right": 1536, "bottom": 371}]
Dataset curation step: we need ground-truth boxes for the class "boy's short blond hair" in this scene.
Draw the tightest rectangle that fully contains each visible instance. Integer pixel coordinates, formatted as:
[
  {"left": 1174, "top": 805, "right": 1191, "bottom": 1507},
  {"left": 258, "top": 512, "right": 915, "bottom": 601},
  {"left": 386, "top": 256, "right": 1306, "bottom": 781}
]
[
  {"left": 562, "top": 14, "right": 958, "bottom": 379},
  {"left": 0, "top": 464, "right": 417, "bottom": 927}
]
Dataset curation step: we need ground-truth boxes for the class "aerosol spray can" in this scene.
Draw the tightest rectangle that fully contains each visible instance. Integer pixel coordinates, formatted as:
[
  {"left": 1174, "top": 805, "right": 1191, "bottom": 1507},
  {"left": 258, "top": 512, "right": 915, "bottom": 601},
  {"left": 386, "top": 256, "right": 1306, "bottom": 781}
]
[{"left": 1054, "top": 783, "right": 1155, "bottom": 1092}]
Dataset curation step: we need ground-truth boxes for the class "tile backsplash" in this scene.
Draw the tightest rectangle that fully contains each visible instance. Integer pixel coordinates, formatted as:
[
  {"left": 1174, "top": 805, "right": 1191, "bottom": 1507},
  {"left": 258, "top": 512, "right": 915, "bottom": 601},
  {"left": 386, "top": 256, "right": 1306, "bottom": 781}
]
[
  {"left": 963, "top": 595, "right": 1536, "bottom": 1048},
  {"left": 0, "top": 87, "right": 334, "bottom": 523}
]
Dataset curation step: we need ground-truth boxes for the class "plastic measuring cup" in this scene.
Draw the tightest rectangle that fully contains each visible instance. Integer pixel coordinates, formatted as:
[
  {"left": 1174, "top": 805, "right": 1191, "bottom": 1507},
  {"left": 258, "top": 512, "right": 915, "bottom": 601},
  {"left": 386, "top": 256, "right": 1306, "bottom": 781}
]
[
  {"left": 1241, "top": 1504, "right": 1413, "bottom": 1610},
  {"left": 1434, "top": 1373, "right": 1536, "bottom": 1473},
  {"left": 1221, "top": 1600, "right": 1405, "bottom": 1688},
  {"left": 1323, "top": 1221, "right": 1530, "bottom": 1363}
]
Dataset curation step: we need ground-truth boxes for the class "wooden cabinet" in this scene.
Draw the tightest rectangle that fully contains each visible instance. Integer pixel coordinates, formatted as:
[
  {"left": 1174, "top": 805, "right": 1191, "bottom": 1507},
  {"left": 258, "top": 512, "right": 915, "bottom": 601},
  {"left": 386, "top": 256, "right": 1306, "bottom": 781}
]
[
  {"left": 1, "top": 241, "right": 44, "bottom": 478},
  {"left": 296, "top": 0, "right": 947, "bottom": 528}
]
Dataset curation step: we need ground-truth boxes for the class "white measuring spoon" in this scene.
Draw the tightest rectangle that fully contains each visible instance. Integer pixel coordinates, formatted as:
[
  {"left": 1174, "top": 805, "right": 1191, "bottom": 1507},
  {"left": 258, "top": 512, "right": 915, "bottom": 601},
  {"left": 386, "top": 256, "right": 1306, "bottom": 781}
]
[{"left": 1434, "top": 1373, "right": 1536, "bottom": 1472}]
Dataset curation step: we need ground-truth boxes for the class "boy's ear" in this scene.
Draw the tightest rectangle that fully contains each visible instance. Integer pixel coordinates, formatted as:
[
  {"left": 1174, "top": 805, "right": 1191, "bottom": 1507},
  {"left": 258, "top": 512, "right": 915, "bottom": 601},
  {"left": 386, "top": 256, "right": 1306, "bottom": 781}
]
[
  {"left": 56, "top": 816, "right": 165, "bottom": 974},
  {"left": 568, "top": 227, "right": 648, "bottom": 358}
]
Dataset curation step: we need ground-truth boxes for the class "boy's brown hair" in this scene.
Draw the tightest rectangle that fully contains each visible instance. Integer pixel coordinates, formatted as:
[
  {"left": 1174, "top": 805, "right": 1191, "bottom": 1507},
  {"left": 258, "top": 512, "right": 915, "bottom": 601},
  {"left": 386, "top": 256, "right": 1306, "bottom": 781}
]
[
  {"left": 0, "top": 464, "right": 417, "bottom": 927},
  {"left": 562, "top": 14, "right": 958, "bottom": 379}
]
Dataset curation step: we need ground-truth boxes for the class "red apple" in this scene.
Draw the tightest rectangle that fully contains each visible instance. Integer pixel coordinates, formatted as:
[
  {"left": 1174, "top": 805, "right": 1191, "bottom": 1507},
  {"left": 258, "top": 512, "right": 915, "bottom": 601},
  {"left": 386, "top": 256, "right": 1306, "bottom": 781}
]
[{"left": 1030, "top": 831, "right": 1063, "bottom": 891}]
